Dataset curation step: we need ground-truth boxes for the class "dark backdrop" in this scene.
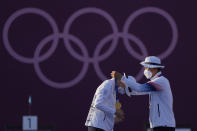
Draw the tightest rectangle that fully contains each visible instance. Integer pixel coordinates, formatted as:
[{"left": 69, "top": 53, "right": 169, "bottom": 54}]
[{"left": 0, "top": 0, "right": 196, "bottom": 131}]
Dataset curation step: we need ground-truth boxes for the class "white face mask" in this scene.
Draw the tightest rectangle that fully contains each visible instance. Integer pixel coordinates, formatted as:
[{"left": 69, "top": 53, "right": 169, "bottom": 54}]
[{"left": 144, "top": 70, "right": 152, "bottom": 79}]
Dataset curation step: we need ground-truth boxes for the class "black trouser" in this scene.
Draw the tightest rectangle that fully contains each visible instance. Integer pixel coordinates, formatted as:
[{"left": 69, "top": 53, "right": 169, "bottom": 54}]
[
  {"left": 151, "top": 127, "right": 175, "bottom": 131},
  {"left": 88, "top": 126, "right": 104, "bottom": 131}
]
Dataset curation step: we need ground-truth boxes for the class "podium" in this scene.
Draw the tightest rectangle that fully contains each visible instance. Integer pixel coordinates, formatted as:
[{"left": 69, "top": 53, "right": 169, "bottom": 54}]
[
  {"left": 145, "top": 124, "right": 192, "bottom": 131},
  {"left": 23, "top": 116, "right": 38, "bottom": 130},
  {"left": 4, "top": 125, "right": 54, "bottom": 131},
  {"left": 4, "top": 97, "right": 54, "bottom": 131}
]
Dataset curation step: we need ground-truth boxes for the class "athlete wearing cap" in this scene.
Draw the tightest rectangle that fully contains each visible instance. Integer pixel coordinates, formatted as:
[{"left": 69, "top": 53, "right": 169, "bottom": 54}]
[{"left": 111, "top": 56, "right": 176, "bottom": 131}]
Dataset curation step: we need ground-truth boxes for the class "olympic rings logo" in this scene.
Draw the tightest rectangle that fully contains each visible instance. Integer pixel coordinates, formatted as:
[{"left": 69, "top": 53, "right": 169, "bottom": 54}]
[{"left": 2, "top": 7, "right": 178, "bottom": 89}]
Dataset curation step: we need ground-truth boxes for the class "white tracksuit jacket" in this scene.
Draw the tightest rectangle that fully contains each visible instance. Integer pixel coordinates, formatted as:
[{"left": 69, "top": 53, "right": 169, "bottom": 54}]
[
  {"left": 121, "top": 72, "right": 176, "bottom": 128},
  {"left": 85, "top": 79, "right": 116, "bottom": 131}
]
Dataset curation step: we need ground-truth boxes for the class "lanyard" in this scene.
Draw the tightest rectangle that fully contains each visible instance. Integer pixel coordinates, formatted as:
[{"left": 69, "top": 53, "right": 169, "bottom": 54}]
[{"left": 115, "top": 79, "right": 119, "bottom": 102}]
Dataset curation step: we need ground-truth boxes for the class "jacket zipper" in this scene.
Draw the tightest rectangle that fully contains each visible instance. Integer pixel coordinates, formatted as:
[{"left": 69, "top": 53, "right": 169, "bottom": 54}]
[
  {"left": 157, "top": 104, "right": 160, "bottom": 117},
  {"left": 103, "top": 113, "right": 106, "bottom": 121}
]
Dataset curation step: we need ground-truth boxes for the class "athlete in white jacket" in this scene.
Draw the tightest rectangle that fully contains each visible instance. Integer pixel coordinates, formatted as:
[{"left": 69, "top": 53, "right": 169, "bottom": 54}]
[
  {"left": 111, "top": 56, "right": 176, "bottom": 131},
  {"left": 85, "top": 78, "right": 124, "bottom": 131}
]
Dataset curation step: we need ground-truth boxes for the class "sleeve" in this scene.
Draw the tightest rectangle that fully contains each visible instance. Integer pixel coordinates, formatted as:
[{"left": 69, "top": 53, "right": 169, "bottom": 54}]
[
  {"left": 130, "top": 90, "right": 150, "bottom": 95},
  {"left": 94, "top": 81, "right": 116, "bottom": 116},
  {"left": 125, "top": 85, "right": 149, "bottom": 96},
  {"left": 118, "top": 85, "right": 148, "bottom": 96},
  {"left": 121, "top": 75, "right": 163, "bottom": 93}
]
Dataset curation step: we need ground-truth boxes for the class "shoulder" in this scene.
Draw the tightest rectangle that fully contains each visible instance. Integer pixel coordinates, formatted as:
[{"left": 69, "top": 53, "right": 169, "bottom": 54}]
[
  {"left": 150, "top": 76, "right": 170, "bottom": 89},
  {"left": 152, "top": 75, "right": 169, "bottom": 83},
  {"left": 97, "top": 79, "right": 113, "bottom": 91},
  {"left": 103, "top": 79, "right": 114, "bottom": 86}
]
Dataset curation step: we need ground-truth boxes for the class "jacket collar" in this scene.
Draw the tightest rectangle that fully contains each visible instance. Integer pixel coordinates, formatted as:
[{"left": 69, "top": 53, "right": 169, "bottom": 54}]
[{"left": 151, "top": 71, "right": 162, "bottom": 80}]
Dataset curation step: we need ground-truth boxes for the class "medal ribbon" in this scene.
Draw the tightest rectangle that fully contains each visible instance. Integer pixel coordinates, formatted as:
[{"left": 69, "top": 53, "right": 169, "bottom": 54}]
[{"left": 115, "top": 79, "right": 119, "bottom": 102}]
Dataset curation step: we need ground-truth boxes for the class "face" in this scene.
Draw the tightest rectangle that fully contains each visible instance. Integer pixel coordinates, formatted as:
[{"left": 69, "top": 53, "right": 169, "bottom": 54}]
[{"left": 144, "top": 67, "right": 158, "bottom": 77}]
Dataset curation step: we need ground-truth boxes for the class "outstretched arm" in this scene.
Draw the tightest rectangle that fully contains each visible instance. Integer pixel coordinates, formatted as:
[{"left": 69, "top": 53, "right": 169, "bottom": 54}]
[{"left": 121, "top": 76, "right": 162, "bottom": 93}]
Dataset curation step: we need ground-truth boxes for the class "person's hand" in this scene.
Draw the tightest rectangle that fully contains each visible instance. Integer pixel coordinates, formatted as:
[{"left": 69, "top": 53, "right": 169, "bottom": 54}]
[
  {"left": 111, "top": 71, "right": 122, "bottom": 80},
  {"left": 115, "top": 109, "right": 125, "bottom": 123}
]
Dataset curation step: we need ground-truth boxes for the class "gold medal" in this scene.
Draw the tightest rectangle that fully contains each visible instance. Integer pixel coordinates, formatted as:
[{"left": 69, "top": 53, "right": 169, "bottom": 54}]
[{"left": 116, "top": 102, "right": 122, "bottom": 110}]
